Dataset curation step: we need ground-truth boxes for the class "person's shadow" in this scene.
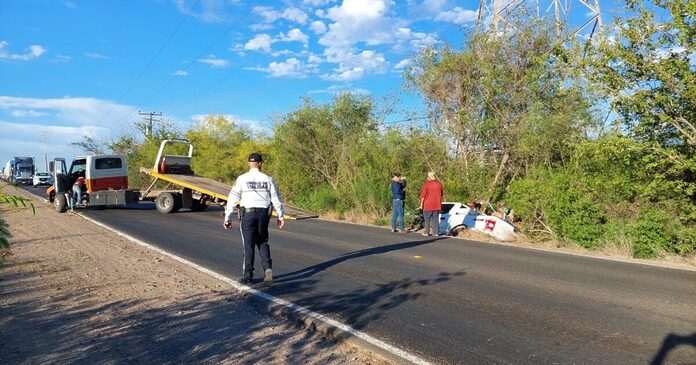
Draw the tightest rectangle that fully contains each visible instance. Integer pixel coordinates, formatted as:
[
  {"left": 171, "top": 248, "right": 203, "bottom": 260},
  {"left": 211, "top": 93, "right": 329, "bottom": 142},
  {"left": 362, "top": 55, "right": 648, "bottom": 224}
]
[
  {"left": 650, "top": 332, "right": 696, "bottom": 364},
  {"left": 275, "top": 236, "right": 444, "bottom": 282}
]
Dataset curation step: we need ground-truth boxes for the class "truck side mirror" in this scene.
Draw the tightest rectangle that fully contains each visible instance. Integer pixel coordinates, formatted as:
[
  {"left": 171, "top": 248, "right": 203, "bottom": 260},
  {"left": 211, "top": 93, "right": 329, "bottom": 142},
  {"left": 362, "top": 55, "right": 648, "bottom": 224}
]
[{"left": 49, "top": 161, "right": 54, "bottom": 174}]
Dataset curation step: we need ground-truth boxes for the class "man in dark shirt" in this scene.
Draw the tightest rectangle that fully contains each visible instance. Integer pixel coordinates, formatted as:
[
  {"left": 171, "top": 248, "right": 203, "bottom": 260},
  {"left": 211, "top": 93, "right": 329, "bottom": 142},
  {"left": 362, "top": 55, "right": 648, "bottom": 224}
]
[{"left": 390, "top": 172, "right": 407, "bottom": 232}]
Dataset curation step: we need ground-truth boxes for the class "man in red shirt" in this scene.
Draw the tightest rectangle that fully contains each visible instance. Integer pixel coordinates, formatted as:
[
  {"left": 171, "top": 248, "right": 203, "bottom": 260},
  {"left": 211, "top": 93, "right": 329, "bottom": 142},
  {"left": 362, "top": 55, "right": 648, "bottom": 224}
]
[{"left": 419, "top": 171, "right": 444, "bottom": 236}]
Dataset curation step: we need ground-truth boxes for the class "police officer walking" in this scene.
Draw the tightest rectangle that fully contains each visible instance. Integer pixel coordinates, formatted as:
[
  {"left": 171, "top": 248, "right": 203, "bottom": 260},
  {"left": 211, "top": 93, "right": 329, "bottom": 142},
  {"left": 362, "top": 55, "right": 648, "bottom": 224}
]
[{"left": 223, "top": 153, "right": 285, "bottom": 285}]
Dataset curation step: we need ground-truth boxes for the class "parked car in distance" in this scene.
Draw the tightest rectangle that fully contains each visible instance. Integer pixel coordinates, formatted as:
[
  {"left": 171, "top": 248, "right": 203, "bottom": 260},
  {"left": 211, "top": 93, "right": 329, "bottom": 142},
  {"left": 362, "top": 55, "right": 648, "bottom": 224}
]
[{"left": 33, "top": 171, "right": 53, "bottom": 187}]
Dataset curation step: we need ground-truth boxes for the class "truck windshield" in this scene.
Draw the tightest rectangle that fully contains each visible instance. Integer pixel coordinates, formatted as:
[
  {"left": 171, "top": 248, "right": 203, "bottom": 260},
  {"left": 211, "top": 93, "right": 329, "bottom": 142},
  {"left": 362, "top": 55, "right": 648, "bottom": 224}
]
[{"left": 71, "top": 159, "right": 87, "bottom": 174}]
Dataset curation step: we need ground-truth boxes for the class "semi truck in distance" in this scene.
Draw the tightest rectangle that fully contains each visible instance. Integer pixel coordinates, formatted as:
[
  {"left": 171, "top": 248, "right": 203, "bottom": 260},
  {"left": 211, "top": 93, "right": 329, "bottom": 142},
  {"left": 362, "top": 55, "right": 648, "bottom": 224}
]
[{"left": 5, "top": 157, "right": 35, "bottom": 184}]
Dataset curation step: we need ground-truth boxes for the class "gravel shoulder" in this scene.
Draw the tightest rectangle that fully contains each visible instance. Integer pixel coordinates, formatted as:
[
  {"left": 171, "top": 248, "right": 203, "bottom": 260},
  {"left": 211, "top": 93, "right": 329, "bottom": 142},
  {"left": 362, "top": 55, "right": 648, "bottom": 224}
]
[{"left": 0, "top": 188, "right": 388, "bottom": 364}]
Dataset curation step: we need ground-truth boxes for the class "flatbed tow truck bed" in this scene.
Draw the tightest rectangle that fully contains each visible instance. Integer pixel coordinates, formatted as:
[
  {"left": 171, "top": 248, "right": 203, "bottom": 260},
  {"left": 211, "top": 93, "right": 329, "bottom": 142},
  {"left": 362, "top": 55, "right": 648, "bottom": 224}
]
[{"left": 140, "top": 167, "right": 318, "bottom": 219}]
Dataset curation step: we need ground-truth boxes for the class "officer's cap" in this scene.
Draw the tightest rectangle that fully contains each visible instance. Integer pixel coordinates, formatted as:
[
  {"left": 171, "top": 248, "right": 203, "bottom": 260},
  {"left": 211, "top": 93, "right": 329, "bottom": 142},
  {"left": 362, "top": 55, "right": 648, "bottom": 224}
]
[{"left": 248, "top": 152, "right": 263, "bottom": 163}]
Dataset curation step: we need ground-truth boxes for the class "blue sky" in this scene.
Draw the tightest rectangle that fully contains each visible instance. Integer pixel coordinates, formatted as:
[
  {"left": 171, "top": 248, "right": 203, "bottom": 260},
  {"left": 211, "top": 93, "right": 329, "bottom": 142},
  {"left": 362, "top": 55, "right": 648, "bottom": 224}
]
[{"left": 0, "top": 0, "right": 619, "bottom": 170}]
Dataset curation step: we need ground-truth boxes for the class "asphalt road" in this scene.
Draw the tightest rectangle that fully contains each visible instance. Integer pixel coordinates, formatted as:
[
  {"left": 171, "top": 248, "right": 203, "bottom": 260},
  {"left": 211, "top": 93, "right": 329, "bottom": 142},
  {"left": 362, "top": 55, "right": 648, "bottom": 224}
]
[{"left": 25, "top": 186, "right": 696, "bottom": 364}]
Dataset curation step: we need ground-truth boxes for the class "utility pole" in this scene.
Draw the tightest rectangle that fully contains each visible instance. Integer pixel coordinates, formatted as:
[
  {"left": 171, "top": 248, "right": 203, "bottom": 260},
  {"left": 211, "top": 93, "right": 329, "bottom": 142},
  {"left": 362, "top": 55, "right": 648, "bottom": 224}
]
[
  {"left": 138, "top": 111, "right": 163, "bottom": 138},
  {"left": 39, "top": 131, "right": 48, "bottom": 172}
]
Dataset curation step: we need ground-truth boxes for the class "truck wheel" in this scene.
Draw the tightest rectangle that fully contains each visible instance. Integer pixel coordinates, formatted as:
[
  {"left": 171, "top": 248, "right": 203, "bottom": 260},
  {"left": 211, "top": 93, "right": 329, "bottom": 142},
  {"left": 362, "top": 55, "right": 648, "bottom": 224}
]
[
  {"left": 156, "top": 192, "right": 179, "bottom": 214},
  {"left": 54, "top": 194, "right": 68, "bottom": 213}
]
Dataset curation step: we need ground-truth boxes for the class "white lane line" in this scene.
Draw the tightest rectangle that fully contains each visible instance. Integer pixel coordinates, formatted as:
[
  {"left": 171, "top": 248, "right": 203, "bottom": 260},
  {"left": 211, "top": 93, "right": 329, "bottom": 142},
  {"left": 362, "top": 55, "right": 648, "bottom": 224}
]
[{"left": 77, "top": 213, "right": 433, "bottom": 365}]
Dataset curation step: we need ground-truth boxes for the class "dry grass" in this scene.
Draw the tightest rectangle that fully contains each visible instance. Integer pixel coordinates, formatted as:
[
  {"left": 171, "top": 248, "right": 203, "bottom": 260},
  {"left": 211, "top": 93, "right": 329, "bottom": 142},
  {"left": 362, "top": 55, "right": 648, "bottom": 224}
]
[{"left": 315, "top": 209, "right": 696, "bottom": 270}]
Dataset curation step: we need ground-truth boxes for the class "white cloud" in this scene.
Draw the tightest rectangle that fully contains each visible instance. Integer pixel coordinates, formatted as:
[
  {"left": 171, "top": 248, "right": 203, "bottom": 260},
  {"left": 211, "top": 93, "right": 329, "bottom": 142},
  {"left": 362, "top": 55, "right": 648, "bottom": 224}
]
[
  {"left": 253, "top": 6, "right": 308, "bottom": 24},
  {"left": 51, "top": 54, "right": 72, "bottom": 63},
  {"left": 310, "top": 20, "right": 327, "bottom": 34},
  {"left": 197, "top": 55, "right": 230, "bottom": 68},
  {"left": 248, "top": 58, "right": 315, "bottom": 78},
  {"left": 322, "top": 49, "right": 388, "bottom": 81},
  {"left": 435, "top": 7, "right": 478, "bottom": 24},
  {"left": 321, "top": 0, "right": 396, "bottom": 50},
  {"left": 279, "top": 28, "right": 309, "bottom": 45},
  {"left": 394, "top": 27, "right": 438, "bottom": 52},
  {"left": 308, "top": 54, "right": 323, "bottom": 64},
  {"left": 250, "top": 23, "right": 274, "bottom": 31},
  {"left": 0, "top": 96, "right": 135, "bottom": 127},
  {"left": 244, "top": 34, "right": 275, "bottom": 53},
  {"left": 190, "top": 114, "right": 270, "bottom": 135},
  {"left": 172, "top": 0, "right": 244, "bottom": 23},
  {"left": 10, "top": 109, "right": 49, "bottom": 117},
  {"left": 83, "top": 52, "right": 109, "bottom": 59},
  {"left": 315, "top": 0, "right": 437, "bottom": 80},
  {"left": 394, "top": 58, "right": 412, "bottom": 70},
  {"left": 173, "top": 70, "right": 188, "bottom": 76},
  {"left": 0, "top": 41, "right": 46, "bottom": 61},
  {"left": 0, "top": 96, "right": 135, "bottom": 163},
  {"left": 303, "top": 0, "right": 333, "bottom": 6}
]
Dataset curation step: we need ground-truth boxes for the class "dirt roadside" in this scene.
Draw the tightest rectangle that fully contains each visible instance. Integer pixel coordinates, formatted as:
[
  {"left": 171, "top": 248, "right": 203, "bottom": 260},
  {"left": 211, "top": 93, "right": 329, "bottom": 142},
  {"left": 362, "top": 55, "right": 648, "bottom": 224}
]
[{"left": 0, "top": 188, "right": 389, "bottom": 364}]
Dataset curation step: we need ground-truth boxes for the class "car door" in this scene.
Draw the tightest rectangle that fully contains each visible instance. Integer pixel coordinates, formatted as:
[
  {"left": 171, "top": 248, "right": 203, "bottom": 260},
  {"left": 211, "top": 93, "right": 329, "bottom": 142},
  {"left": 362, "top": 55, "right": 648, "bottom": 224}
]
[
  {"left": 439, "top": 203, "right": 455, "bottom": 234},
  {"left": 51, "top": 158, "right": 70, "bottom": 193}
]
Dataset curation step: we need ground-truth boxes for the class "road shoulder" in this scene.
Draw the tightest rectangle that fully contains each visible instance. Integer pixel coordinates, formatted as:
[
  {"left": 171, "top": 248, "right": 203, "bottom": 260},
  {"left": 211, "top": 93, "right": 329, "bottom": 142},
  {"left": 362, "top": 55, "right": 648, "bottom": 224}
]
[{"left": 0, "top": 188, "right": 386, "bottom": 364}]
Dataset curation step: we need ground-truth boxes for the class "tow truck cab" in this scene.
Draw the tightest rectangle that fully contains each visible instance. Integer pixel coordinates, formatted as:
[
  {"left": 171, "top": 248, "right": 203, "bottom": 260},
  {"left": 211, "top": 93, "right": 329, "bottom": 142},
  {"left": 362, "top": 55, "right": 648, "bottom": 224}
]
[{"left": 49, "top": 155, "right": 139, "bottom": 212}]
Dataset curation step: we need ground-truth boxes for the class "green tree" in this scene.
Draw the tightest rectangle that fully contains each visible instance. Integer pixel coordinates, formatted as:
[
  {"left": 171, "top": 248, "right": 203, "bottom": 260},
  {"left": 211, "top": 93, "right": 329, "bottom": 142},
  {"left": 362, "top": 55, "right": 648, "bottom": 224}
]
[
  {"left": 588, "top": 0, "right": 696, "bottom": 147},
  {"left": 271, "top": 93, "right": 378, "bottom": 202},
  {"left": 407, "top": 14, "right": 594, "bottom": 198},
  {"left": 184, "top": 114, "right": 260, "bottom": 183}
]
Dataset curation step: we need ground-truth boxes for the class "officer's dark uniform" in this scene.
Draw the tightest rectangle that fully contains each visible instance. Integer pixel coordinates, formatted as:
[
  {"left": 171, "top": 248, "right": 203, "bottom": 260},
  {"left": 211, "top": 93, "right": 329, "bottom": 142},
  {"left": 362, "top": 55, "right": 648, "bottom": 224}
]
[{"left": 224, "top": 153, "right": 285, "bottom": 284}]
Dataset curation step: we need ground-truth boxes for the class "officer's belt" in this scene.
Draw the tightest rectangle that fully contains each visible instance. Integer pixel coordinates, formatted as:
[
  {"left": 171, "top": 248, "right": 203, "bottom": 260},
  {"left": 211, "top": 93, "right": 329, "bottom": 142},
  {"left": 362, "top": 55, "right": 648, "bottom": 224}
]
[{"left": 242, "top": 207, "right": 270, "bottom": 213}]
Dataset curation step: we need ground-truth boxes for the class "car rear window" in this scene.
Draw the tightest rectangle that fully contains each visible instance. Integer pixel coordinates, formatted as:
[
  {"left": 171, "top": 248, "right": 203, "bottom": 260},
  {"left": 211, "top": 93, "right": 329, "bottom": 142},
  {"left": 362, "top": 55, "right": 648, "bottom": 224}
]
[
  {"left": 95, "top": 158, "right": 123, "bottom": 170},
  {"left": 441, "top": 203, "right": 455, "bottom": 213}
]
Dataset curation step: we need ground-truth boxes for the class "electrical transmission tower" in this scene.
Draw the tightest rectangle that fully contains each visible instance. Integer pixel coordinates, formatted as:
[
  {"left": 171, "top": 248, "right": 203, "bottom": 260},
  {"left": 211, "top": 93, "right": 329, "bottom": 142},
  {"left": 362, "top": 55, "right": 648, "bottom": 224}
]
[
  {"left": 477, "top": 0, "right": 603, "bottom": 41},
  {"left": 138, "top": 111, "right": 163, "bottom": 138}
]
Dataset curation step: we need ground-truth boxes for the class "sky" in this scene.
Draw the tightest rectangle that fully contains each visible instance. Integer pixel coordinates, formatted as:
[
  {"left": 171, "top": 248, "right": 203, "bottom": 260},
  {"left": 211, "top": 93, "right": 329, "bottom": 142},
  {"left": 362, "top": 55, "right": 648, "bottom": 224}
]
[{"left": 0, "top": 0, "right": 620, "bottom": 171}]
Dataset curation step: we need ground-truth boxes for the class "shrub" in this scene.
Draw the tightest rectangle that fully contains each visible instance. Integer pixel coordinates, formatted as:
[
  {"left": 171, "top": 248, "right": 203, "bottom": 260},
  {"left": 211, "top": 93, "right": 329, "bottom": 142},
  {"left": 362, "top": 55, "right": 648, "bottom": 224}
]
[
  {"left": 626, "top": 208, "right": 694, "bottom": 258},
  {"left": 506, "top": 169, "right": 606, "bottom": 248}
]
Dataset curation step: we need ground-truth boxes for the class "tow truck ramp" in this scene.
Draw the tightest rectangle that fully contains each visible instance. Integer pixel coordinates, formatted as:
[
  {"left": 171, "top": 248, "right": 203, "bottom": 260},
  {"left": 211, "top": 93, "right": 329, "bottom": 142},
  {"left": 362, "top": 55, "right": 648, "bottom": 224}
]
[{"left": 139, "top": 140, "right": 317, "bottom": 219}]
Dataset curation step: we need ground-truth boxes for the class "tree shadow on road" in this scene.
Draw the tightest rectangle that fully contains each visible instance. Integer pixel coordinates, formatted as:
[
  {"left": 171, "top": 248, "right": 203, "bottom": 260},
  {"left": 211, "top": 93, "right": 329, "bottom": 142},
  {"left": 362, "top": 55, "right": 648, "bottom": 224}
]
[
  {"left": 275, "top": 236, "right": 445, "bottom": 282},
  {"left": 650, "top": 332, "right": 696, "bottom": 365},
  {"left": 1, "top": 251, "right": 464, "bottom": 364},
  {"left": 0, "top": 265, "right": 356, "bottom": 364}
]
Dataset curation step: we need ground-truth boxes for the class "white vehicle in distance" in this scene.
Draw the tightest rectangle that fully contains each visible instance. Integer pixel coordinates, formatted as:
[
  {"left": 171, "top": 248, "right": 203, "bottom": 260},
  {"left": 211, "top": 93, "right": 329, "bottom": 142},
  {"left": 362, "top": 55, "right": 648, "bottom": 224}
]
[
  {"left": 438, "top": 202, "right": 518, "bottom": 241},
  {"left": 32, "top": 171, "right": 53, "bottom": 188}
]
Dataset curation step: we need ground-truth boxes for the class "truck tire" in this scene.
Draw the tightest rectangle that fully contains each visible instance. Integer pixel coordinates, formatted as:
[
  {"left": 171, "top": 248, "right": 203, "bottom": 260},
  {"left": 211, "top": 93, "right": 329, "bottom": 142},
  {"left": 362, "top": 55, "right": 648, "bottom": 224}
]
[
  {"left": 54, "top": 194, "right": 68, "bottom": 213},
  {"left": 156, "top": 192, "right": 180, "bottom": 214}
]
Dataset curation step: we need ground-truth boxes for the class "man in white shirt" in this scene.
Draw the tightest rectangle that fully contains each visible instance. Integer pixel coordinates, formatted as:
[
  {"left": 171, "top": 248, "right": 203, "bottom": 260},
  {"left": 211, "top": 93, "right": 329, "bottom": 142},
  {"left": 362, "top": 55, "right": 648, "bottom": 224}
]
[{"left": 223, "top": 153, "right": 285, "bottom": 285}]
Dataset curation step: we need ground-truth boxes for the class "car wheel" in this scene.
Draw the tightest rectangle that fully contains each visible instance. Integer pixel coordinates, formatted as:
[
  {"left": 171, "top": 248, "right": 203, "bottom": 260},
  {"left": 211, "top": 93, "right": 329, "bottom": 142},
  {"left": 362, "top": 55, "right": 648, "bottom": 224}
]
[{"left": 449, "top": 225, "right": 466, "bottom": 237}]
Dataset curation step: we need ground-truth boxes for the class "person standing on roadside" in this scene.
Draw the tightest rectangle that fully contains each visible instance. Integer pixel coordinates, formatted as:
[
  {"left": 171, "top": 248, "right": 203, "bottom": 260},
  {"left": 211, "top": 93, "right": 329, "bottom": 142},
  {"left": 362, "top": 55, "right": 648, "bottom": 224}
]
[
  {"left": 390, "top": 172, "right": 407, "bottom": 232},
  {"left": 223, "top": 153, "right": 285, "bottom": 285},
  {"left": 419, "top": 171, "right": 444, "bottom": 236},
  {"left": 70, "top": 175, "right": 85, "bottom": 211}
]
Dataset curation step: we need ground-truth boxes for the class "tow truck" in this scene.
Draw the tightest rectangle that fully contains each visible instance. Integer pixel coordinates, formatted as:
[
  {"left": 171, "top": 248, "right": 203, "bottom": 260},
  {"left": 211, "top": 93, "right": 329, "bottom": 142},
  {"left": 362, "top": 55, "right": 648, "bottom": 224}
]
[
  {"left": 47, "top": 140, "right": 316, "bottom": 219},
  {"left": 139, "top": 139, "right": 317, "bottom": 218},
  {"left": 48, "top": 155, "right": 140, "bottom": 212}
]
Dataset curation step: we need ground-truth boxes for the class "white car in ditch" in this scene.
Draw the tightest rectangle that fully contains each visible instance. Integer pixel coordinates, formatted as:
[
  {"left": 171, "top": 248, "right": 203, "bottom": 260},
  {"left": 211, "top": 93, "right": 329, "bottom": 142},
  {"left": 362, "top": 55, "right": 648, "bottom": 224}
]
[{"left": 438, "top": 202, "right": 518, "bottom": 241}]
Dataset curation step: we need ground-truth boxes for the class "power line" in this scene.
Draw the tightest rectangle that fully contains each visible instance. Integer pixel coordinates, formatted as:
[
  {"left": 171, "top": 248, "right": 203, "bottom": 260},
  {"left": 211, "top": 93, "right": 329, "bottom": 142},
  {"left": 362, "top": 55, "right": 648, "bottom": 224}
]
[
  {"left": 381, "top": 115, "right": 432, "bottom": 125},
  {"left": 108, "top": 3, "right": 257, "bottom": 131},
  {"left": 94, "top": 0, "right": 202, "bottom": 129}
]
